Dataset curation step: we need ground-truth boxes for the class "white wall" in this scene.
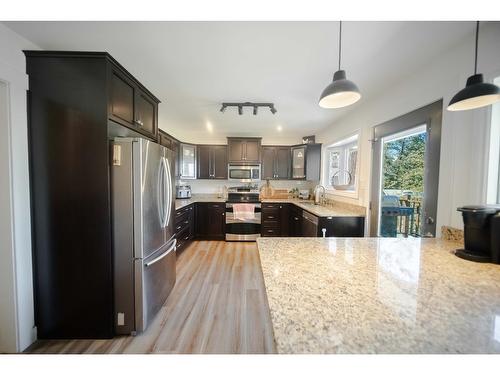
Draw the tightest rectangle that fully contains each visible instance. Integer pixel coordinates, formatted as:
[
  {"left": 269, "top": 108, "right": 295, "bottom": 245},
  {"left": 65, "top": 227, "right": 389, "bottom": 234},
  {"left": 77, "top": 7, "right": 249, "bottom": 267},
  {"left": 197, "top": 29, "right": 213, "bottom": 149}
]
[
  {"left": 0, "top": 23, "right": 39, "bottom": 352},
  {"left": 317, "top": 22, "right": 500, "bottom": 233}
]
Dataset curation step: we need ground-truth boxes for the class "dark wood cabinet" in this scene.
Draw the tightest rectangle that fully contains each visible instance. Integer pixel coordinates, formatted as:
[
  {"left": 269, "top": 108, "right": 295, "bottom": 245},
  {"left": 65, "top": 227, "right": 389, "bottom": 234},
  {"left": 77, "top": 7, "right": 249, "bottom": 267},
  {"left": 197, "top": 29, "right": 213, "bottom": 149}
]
[
  {"left": 262, "top": 146, "right": 291, "bottom": 180},
  {"left": 289, "top": 205, "right": 303, "bottom": 236},
  {"left": 108, "top": 65, "right": 159, "bottom": 140},
  {"left": 110, "top": 70, "right": 135, "bottom": 125},
  {"left": 291, "top": 144, "right": 322, "bottom": 181},
  {"left": 227, "top": 137, "right": 261, "bottom": 163},
  {"left": 195, "top": 202, "right": 225, "bottom": 240},
  {"left": 175, "top": 204, "right": 195, "bottom": 253},
  {"left": 197, "top": 145, "right": 227, "bottom": 179},
  {"left": 24, "top": 51, "right": 162, "bottom": 340},
  {"left": 318, "top": 216, "right": 365, "bottom": 237},
  {"left": 261, "top": 203, "right": 290, "bottom": 237}
]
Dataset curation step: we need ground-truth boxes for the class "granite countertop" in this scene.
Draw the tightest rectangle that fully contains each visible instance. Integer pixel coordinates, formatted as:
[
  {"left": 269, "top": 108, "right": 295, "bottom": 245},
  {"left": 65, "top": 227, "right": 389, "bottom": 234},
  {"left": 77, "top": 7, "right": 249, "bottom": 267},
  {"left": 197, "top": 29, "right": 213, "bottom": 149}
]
[
  {"left": 257, "top": 237, "right": 500, "bottom": 354},
  {"left": 175, "top": 194, "right": 225, "bottom": 210},
  {"left": 261, "top": 198, "right": 365, "bottom": 217},
  {"left": 176, "top": 195, "right": 364, "bottom": 218}
]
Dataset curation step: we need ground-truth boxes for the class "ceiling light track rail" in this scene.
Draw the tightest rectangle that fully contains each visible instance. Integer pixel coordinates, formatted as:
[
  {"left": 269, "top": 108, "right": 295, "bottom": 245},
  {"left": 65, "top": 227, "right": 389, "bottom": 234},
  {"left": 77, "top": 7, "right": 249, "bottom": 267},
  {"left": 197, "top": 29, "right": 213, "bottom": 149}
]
[{"left": 220, "top": 102, "right": 277, "bottom": 115}]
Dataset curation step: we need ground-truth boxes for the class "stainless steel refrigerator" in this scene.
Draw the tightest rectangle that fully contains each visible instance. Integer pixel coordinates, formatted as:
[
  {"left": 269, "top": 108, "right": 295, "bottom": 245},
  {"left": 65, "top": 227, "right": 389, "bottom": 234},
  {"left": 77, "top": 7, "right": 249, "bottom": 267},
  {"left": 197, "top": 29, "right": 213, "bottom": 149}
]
[{"left": 111, "top": 138, "right": 176, "bottom": 335}]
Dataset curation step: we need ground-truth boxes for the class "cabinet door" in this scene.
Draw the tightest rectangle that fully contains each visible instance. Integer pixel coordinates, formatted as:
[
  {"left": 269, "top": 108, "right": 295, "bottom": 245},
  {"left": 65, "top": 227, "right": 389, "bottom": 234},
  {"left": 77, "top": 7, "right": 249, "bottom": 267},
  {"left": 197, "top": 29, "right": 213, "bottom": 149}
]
[
  {"left": 159, "top": 131, "right": 173, "bottom": 149},
  {"left": 244, "top": 139, "right": 261, "bottom": 163},
  {"left": 261, "top": 147, "right": 276, "bottom": 179},
  {"left": 212, "top": 146, "right": 228, "bottom": 179},
  {"left": 196, "top": 145, "right": 211, "bottom": 179},
  {"left": 228, "top": 139, "right": 244, "bottom": 162},
  {"left": 291, "top": 145, "right": 307, "bottom": 179},
  {"left": 195, "top": 203, "right": 209, "bottom": 238},
  {"left": 135, "top": 90, "right": 157, "bottom": 137},
  {"left": 275, "top": 147, "right": 291, "bottom": 179},
  {"left": 279, "top": 203, "right": 290, "bottom": 236},
  {"left": 109, "top": 70, "right": 135, "bottom": 126},
  {"left": 180, "top": 144, "right": 196, "bottom": 179},
  {"left": 290, "top": 207, "right": 303, "bottom": 236},
  {"left": 207, "top": 204, "right": 226, "bottom": 239}
]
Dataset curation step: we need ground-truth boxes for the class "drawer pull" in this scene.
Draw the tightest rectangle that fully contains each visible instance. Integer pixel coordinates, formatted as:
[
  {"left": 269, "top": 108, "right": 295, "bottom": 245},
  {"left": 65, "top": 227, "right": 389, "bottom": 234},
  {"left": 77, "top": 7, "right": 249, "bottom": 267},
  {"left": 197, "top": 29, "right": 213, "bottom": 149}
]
[
  {"left": 268, "top": 216, "right": 274, "bottom": 219},
  {"left": 176, "top": 225, "right": 182, "bottom": 230}
]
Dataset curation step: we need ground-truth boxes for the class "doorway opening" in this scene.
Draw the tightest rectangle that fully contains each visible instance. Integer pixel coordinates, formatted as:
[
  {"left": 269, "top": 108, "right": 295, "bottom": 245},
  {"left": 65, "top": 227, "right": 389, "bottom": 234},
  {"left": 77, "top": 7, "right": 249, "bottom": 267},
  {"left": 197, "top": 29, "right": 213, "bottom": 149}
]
[
  {"left": 380, "top": 125, "right": 427, "bottom": 237},
  {"left": 370, "top": 100, "right": 442, "bottom": 238}
]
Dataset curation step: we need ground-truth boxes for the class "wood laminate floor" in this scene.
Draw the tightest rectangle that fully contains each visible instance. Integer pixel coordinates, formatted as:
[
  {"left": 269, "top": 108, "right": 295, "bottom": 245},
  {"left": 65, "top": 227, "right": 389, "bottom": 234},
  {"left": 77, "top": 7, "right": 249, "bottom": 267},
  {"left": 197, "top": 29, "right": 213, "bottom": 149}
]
[{"left": 26, "top": 241, "right": 276, "bottom": 354}]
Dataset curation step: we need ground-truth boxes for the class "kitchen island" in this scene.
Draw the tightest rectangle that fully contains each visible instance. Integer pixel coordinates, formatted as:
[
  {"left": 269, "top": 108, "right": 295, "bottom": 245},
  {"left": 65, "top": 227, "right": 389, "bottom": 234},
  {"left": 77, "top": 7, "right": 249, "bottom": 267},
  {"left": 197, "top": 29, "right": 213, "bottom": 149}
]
[{"left": 257, "top": 237, "right": 500, "bottom": 354}]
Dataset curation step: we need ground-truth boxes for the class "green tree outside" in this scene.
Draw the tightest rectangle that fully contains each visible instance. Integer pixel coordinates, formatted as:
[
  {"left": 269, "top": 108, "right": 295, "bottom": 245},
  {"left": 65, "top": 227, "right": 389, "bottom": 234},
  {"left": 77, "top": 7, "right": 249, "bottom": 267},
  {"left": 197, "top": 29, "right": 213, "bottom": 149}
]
[{"left": 383, "top": 133, "right": 426, "bottom": 192}]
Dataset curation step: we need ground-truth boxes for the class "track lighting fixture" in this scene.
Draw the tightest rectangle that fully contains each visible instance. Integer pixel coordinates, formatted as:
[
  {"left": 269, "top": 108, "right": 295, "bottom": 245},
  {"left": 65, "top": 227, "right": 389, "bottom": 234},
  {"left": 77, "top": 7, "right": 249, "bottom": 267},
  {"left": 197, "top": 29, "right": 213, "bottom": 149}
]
[{"left": 220, "top": 102, "right": 277, "bottom": 115}]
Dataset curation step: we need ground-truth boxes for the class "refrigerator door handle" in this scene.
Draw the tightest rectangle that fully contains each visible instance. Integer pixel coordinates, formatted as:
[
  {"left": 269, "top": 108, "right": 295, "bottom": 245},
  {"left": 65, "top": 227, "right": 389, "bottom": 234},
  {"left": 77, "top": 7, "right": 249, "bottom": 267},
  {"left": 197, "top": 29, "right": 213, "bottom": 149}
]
[
  {"left": 164, "top": 156, "right": 172, "bottom": 227},
  {"left": 145, "top": 239, "right": 177, "bottom": 267},
  {"left": 158, "top": 157, "right": 168, "bottom": 228}
]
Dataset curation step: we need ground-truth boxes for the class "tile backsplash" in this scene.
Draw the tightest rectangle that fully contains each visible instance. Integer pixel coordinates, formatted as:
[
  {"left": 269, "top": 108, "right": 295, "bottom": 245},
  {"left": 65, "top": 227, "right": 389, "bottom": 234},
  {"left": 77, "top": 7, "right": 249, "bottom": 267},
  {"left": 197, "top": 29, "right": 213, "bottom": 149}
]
[{"left": 178, "top": 178, "right": 317, "bottom": 195}]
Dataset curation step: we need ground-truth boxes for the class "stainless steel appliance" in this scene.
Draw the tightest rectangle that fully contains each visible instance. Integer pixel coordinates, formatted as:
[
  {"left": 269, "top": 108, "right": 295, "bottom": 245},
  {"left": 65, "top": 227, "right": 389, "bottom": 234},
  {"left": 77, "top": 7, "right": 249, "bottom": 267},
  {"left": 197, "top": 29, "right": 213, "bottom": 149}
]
[
  {"left": 225, "top": 186, "right": 261, "bottom": 241},
  {"left": 111, "top": 138, "right": 176, "bottom": 335},
  {"left": 302, "top": 211, "right": 319, "bottom": 237},
  {"left": 176, "top": 185, "right": 192, "bottom": 199},
  {"left": 228, "top": 164, "right": 261, "bottom": 182}
]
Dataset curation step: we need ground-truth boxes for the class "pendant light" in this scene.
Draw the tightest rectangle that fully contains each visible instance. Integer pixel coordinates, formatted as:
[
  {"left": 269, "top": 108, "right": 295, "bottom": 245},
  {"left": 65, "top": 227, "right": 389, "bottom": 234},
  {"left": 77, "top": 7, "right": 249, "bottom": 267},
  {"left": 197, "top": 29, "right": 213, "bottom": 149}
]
[
  {"left": 319, "top": 21, "right": 361, "bottom": 109},
  {"left": 448, "top": 21, "right": 500, "bottom": 111}
]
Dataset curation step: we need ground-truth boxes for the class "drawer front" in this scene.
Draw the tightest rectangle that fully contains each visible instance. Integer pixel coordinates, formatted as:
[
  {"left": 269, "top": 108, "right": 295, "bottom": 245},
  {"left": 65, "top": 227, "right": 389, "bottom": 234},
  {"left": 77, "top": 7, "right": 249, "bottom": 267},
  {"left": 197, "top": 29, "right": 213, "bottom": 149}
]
[
  {"left": 175, "top": 204, "right": 193, "bottom": 223},
  {"left": 262, "top": 203, "right": 281, "bottom": 210},
  {"left": 175, "top": 216, "right": 191, "bottom": 236},
  {"left": 176, "top": 226, "right": 191, "bottom": 252},
  {"left": 262, "top": 211, "right": 280, "bottom": 221},
  {"left": 261, "top": 226, "right": 280, "bottom": 237}
]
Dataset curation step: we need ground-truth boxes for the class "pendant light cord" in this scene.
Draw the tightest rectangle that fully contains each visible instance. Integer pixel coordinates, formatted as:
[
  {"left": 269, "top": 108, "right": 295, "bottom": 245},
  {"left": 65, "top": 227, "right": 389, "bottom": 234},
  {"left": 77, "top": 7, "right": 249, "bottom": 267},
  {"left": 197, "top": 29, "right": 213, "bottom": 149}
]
[
  {"left": 338, "top": 21, "right": 342, "bottom": 71},
  {"left": 474, "top": 21, "right": 479, "bottom": 74}
]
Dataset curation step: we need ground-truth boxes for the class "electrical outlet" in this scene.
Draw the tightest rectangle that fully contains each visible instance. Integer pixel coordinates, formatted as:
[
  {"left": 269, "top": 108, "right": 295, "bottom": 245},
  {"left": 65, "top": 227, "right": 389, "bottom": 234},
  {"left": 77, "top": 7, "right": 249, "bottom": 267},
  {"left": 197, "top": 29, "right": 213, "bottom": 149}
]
[{"left": 117, "top": 313, "right": 125, "bottom": 326}]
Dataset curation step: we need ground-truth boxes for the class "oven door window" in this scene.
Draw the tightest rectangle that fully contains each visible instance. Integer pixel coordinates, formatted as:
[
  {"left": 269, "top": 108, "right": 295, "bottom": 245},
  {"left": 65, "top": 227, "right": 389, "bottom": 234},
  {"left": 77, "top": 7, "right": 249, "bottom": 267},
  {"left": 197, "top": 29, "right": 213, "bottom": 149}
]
[{"left": 229, "top": 169, "right": 252, "bottom": 179}]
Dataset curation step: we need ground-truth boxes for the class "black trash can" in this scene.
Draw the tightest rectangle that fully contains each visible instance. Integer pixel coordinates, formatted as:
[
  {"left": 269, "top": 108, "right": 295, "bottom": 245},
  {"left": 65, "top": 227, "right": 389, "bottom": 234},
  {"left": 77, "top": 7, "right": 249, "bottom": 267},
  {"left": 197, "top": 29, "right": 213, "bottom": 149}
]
[{"left": 456, "top": 205, "right": 500, "bottom": 263}]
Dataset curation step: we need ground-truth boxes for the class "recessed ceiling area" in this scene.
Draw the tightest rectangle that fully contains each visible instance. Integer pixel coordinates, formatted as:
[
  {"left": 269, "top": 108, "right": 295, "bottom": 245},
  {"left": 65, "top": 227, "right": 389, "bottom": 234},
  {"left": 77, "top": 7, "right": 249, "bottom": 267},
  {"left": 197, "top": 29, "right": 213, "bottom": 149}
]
[{"left": 4, "top": 21, "right": 474, "bottom": 143}]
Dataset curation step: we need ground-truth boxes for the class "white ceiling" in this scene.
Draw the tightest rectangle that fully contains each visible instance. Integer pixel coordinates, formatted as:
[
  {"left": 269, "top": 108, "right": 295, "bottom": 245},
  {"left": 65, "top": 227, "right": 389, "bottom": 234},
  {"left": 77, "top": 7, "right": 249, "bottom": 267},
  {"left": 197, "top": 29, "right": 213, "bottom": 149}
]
[{"left": 5, "top": 21, "right": 474, "bottom": 143}]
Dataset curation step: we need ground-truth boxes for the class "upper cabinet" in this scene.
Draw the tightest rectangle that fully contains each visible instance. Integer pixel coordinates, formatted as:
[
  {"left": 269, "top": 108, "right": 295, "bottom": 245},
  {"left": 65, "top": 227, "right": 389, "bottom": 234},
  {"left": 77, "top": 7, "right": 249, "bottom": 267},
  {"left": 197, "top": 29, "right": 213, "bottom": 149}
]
[
  {"left": 197, "top": 145, "right": 227, "bottom": 179},
  {"left": 291, "top": 143, "right": 322, "bottom": 181},
  {"left": 108, "top": 65, "right": 159, "bottom": 140},
  {"left": 262, "top": 146, "right": 291, "bottom": 180},
  {"left": 227, "top": 137, "right": 261, "bottom": 163},
  {"left": 179, "top": 143, "right": 197, "bottom": 179}
]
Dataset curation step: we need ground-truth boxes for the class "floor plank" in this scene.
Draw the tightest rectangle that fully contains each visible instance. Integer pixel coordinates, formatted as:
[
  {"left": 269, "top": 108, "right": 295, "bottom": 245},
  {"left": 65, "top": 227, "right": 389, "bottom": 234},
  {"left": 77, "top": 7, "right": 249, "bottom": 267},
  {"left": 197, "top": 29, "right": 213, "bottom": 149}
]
[{"left": 25, "top": 241, "right": 277, "bottom": 354}]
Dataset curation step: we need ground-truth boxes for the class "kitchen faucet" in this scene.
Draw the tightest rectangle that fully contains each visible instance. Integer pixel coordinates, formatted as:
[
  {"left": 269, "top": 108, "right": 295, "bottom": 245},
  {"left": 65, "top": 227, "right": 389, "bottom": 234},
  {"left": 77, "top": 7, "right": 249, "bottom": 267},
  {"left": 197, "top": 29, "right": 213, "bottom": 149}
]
[{"left": 314, "top": 185, "right": 326, "bottom": 205}]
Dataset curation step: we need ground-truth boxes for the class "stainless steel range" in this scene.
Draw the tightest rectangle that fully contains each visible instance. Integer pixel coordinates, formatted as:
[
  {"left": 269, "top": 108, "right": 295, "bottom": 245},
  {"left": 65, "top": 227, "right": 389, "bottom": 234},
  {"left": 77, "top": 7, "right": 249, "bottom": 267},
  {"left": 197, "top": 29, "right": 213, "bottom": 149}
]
[{"left": 225, "top": 186, "right": 261, "bottom": 241}]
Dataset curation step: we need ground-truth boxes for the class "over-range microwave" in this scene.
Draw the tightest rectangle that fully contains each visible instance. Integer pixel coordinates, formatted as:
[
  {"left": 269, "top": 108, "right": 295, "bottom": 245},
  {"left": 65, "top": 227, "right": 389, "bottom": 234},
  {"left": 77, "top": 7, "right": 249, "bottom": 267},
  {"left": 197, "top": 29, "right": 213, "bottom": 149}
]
[{"left": 227, "top": 164, "right": 261, "bottom": 182}]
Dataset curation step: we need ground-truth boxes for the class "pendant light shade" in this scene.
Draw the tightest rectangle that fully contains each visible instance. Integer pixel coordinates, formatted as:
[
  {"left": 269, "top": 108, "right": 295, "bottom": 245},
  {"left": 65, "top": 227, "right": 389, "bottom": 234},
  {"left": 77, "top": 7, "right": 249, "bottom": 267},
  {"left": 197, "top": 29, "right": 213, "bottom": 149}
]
[
  {"left": 447, "top": 21, "right": 500, "bottom": 111},
  {"left": 319, "top": 70, "right": 361, "bottom": 108},
  {"left": 319, "top": 21, "right": 361, "bottom": 109}
]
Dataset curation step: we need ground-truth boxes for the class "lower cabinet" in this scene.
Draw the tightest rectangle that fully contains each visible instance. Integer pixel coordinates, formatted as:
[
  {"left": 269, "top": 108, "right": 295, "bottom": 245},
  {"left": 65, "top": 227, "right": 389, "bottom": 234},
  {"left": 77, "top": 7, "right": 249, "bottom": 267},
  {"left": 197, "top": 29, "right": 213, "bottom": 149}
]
[
  {"left": 261, "top": 203, "right": 290, "bottom": 237},
  {"left": 175, "top": 204, "right": 195, "bottom": 253},
  {"left": 318, "top": 216, "right": 365, "bottom": 237},
  {"left": 289, "top": 205, "right": 303, "bottom": 236},
  {"left": 195, "top": 202, "right": 226, "bottom": 240}
]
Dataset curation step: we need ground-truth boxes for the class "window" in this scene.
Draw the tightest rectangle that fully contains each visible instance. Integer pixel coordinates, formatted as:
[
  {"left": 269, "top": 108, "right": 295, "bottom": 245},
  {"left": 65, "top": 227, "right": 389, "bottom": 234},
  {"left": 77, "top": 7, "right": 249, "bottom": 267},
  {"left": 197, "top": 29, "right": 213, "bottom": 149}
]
[{"left": 324, "top": 133, "right": 359, "bottom": 192}]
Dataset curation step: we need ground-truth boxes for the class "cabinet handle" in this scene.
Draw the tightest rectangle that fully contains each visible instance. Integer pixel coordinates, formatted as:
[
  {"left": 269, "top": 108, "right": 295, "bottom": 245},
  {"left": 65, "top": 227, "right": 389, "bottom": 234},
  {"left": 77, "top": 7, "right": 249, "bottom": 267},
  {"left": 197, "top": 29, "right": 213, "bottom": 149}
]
[
  {"left": 222, "top": 213, "right": 225, "bottom": 216},
  {"left": 268, "top": 216, "right": 274, "bottom": 219},
  {"left": 176, "top": 225, "right": 181, "bottom": 230},
  {"left": 279, "top": 205, "right": 282, "bottom": 209},
  {"left": 294, "top": 217, "right": 299, "bottom": 221}
]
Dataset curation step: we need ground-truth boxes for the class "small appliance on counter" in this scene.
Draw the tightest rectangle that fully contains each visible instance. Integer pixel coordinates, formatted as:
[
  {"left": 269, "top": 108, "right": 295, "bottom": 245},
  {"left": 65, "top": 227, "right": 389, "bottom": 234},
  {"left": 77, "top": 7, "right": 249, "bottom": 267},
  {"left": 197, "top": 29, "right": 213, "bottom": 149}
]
[
  {"left": 455, "top": 205, "right": 500, "bottom": 263},
  {"left": 299, "top": 189, "right": 310, "bottom": 200},
  {"left": 176, "top": 185, "right": 192, "bottom": 199}
]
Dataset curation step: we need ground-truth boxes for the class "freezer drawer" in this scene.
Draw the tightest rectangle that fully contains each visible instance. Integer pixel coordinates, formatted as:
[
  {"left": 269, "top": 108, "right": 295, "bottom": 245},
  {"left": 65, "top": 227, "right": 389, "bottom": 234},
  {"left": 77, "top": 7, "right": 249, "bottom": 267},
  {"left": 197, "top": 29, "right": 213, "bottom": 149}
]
[{"left": 134, "top": 239, "right": 177, "bottom": 333}]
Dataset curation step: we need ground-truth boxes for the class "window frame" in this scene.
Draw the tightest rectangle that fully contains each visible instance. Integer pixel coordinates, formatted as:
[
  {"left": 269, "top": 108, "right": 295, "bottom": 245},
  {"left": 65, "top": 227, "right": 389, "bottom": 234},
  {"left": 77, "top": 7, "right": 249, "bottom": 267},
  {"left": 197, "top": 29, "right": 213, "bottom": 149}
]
[{"left": 322, "top": 130, "right": 361, "bottom": 199}]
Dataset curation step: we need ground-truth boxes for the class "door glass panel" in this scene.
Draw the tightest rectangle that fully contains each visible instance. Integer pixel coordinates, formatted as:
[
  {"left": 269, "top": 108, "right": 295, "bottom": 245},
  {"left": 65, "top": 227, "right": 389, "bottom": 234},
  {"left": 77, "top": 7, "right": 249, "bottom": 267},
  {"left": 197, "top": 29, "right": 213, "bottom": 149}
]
[
  {"left": 292, "top": 147, "right": 306, "bottom": 178},
  {"left": 379, "top": 125, "right": 427, "bottom": 238},
  {"left": 180, "top": 144, "right": 196, "bottom": 179}
]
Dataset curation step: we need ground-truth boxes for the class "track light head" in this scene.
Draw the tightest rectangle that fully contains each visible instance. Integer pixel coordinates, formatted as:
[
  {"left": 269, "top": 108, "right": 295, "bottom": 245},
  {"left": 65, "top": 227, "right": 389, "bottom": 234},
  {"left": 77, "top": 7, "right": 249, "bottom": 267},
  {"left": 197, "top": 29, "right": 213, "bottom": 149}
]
[
  {"left": 270, "top": 105, "right": 277, "bottom": 115},
  {"left": 220, "top": 105, "right": 226, "bottom": 113},
  {"left": 253, "top": 106, "right": 258, "bottom": 115},
  {"left": 220, "top": 102, "right": 277, "bottom": 116},
  {"left": 238, "top": 105, "right": 243, "bottom": 115}
]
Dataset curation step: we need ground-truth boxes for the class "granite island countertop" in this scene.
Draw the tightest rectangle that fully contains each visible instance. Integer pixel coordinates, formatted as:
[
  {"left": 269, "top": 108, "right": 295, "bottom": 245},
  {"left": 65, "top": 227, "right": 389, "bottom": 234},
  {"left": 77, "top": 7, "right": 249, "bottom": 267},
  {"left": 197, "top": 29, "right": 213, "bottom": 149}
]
[{"left": 257, "top": 237, "right": 500, "bottom": 354}]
